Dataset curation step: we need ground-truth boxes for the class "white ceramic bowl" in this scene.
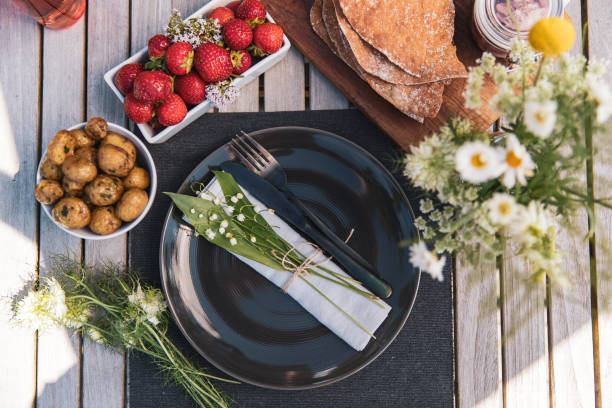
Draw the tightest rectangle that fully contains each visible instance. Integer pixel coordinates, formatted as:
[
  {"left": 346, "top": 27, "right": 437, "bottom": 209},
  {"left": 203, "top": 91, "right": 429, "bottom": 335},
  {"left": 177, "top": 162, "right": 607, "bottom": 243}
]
[
  {"left": 103, "top": 0, "right": 291, "bottom": 144},
  {"left": 37, "top": 122, "right": 157, "bottom": 240}
]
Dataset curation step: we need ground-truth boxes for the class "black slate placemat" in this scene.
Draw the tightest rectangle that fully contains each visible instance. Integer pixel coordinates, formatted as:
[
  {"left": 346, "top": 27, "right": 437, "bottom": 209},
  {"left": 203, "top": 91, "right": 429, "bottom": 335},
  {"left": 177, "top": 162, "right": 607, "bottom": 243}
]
[{"left": 127, "top": 109, "right": 454, "bottom": 408}]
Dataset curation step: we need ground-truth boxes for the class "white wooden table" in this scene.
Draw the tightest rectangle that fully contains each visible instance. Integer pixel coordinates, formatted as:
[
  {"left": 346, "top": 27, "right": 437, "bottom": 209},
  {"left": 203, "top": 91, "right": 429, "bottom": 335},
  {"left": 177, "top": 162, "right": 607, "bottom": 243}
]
[{"left": 0, "top": 0, "right": 610, "bottom": 407}]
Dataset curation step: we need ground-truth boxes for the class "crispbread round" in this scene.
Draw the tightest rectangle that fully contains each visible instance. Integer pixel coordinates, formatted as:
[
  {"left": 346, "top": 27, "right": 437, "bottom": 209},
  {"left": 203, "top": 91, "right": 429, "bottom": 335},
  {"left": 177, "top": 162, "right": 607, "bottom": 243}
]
[
  {"left": 320, "top": 0, "right": 444, "bottom": 118},
  {"left": 337, "top": 0, "right": 466, "bottom": 80}
]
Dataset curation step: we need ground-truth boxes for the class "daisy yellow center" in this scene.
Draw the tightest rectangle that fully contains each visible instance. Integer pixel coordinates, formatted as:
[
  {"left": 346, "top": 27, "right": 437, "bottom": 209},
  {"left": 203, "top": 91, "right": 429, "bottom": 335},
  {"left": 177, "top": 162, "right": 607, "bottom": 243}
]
[
  {"left": 535, "top": 111, "right": 547, "bottom": 123},
  {"left": 506, "top": 151, "right": 523, "bottom": 168},
  {"left": 470, "top": 153, "right": 487, "bottom": 169},
  {"left": 498, "top": 202, "right": 512, "bottom": 216}
]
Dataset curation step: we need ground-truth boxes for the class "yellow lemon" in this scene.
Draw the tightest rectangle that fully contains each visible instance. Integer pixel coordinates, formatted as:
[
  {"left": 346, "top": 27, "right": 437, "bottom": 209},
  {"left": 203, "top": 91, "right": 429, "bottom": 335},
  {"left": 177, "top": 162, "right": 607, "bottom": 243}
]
[{"left": 528, "top": 17, "right": 576, "bottom": 57}]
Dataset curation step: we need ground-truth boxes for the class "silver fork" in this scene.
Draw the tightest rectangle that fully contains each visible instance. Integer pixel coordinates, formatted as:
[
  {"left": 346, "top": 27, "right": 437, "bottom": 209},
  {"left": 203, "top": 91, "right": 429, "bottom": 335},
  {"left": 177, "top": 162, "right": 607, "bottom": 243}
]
[{"left": 229, "top": 131, "right": 392, "bottom": 299}]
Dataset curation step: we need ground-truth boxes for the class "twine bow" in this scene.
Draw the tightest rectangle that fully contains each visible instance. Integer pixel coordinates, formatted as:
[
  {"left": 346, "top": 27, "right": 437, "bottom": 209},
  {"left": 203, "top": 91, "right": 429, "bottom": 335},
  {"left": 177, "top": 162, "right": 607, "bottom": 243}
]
[{"left": 272, "top": 229, "right": 354, "bottom": 292}]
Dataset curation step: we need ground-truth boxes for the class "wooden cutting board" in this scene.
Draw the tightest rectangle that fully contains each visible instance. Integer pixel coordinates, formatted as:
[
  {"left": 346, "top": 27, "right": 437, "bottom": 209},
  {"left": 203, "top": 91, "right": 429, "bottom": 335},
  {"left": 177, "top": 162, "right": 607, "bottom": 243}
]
[{"left": 264, "top": 0, "right": 499, "bottom": 151}]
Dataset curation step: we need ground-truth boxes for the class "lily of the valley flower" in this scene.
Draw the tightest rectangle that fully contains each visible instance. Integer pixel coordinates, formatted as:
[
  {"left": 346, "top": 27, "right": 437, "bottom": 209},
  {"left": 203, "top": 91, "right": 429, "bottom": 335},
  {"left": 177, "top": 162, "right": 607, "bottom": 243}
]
[
  {"left": 409, "top": 242, "right": 446, "bottom": 282},
  {"left": 486, "top": 193, "right": 519, "bottom": 225},
  {"left": 500, "top": 134, "right": 536, "bottom": 188},
  {"left": 524, "top": 100, "right": 557, "bottom": 138},
  {"left": 455, "top": 141, "right": 502, "bottom": 183}
]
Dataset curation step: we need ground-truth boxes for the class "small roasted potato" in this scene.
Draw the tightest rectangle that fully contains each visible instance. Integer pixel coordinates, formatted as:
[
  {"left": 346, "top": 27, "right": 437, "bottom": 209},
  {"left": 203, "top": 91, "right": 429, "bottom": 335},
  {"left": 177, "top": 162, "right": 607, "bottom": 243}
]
[
  {"left": 123, "top": 167, "right": 150, "bottom": 190},
  {"left": 52, "top": 197, "right": 91, "bottom": 229},
  {"left": 47, "top": 130, "right": 76, "bottom": 165},
  {"left": 85, "top": 117, "right": 108, "bottom": 140},
  {"left": 97, "top": 144, "right": 134, "bottom": 177},
  {"left": 70, "top": 128, "right": 96, "bottom": 148},
  {"left": 61, "top": 155, "right": 97, "bottom": 184},
  {"left": 74, "top": 146, "right": 97, "bottom": 164},
  {"left": 85, "top": 174, "right": 124, "bottom": 206},
  {"left": 102, "top": 133, "right": 136, "bottom": 161},
  {"left": 115, "top": 188, "right": 148, "bottom": 222},
  {"left": 39, "top": 156, "right": 63, "bottom": 181},
  {"left": 89, "top": 206, "right": 122, "bottom": 235},
  {"left": 62, "top": 177, "right": 85, "bottom": 197},
  {"left": 34, "top": 180, "right": 64, "bottom": 205}
]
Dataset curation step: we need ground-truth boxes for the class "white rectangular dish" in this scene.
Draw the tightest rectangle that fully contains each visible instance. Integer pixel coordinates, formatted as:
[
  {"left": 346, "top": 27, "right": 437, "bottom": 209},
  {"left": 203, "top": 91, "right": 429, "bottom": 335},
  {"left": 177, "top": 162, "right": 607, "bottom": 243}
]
[{"left": 103, "top": 0, "right": 291, "bottom": 144}]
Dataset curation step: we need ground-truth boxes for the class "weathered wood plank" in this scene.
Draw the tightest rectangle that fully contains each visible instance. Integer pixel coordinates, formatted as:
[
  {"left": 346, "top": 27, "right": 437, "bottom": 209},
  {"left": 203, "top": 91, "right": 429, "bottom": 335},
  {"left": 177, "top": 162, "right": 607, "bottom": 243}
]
[
  {"left": 502, "top": 243, "right": 549, "bottom": 408},
  {"left": 547, "top": 3, "right": 596, "bottom": 406},
  {"left": 0, "top": 2, "right": 41, "bottom": 407},
  {"left": 264, "top": 47, "right": 305, "bottom": 111},
  {"left": 81, "top": 1, "right": 130, "bottom": 407},
  {"left": 36, "top": 17, "right": 86, "bottom": 408},
  {"left": 456, "top": 256, "right": 503, "bottom": 408},
  {"left": 309, "top": 65, "right": 348, "bottom": 110},
  {"left": 588, "top": 1, "right": 612, "bottom": 406}
]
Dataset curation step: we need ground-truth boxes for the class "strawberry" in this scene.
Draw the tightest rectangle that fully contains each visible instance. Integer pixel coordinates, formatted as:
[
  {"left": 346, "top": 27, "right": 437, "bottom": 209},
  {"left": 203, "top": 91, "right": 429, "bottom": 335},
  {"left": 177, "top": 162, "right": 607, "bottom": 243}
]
[
  {"left": 148, "top": 34, "right": 170, "bottom": 58},
  {"left": 230, "top": 50, "right": 252, "bottom": 75},
  {"left": 113, "top": 63, "right": 143, "bottom": 95},
  {"left": 236, "top": 0, "right": 266, "bottom": 26},
  {"left": 124, "top": 93, "right": 154, "bottom": 123},
  {"left": 194, "top": 43, "right": 233, "bottom": 83},
  {"left": 156, "top": 93, "right": 187, "bottom": 126},
  {"left": 223, "top": 19, "right": 253, "bottom": 50},
  {"left": 208, "top": 6, "right": 234, "bottom": 26},
  {"left": 133, "top": 70, "right": 173, "bottom": 103},
  {"left": 226, "top": 1, "right": 242, "bottom": 13},
  {"left": 252, "top": 22, "right": 283, "bottom": 56},
  {"left": 175, "top": 72, "right": 207, "bottom": 105},
  {"left": 165, "top": 42, "right": 194, "bottom": 75}
]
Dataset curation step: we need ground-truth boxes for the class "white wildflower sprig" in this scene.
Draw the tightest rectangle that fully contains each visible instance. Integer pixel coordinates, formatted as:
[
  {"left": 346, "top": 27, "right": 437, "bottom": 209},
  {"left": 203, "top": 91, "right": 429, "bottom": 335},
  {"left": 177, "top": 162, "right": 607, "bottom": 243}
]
[
  {"left": 409, "top": 242, "right": 446, "bottom": 282},
  {"left": 206, "top": 80, "right": 239, "bottom": 108},
  {"left": 165, "top": 9, "right": 222, "bottom": 47}
]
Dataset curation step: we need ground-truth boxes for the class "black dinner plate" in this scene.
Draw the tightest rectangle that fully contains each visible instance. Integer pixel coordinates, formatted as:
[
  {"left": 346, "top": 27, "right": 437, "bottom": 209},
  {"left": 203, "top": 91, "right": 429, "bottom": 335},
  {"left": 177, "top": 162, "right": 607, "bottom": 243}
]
[{"left": 159, "top": 126, "right": 420, "bottom": 389}]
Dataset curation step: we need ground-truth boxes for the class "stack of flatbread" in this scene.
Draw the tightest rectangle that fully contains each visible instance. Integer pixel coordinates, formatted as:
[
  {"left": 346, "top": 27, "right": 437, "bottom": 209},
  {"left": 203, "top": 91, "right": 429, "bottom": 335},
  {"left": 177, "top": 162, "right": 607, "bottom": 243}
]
[{"left": 310, "top": 0, "right": 467, "bottom": 122}]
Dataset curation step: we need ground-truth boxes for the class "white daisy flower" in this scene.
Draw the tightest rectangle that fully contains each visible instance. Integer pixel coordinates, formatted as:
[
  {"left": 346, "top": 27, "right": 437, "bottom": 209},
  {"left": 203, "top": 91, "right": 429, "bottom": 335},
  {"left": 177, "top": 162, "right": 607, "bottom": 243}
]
[
  {"left": 250, "top": 236, "right": 256, "bottom": 243},
  {"left": 220, "top": 220, "right": 228, "bottom": 228},
  {"left": 499, "top": 134, "right": 536, "bottom": 188},
  {"left": 205, "top": 229, "right": 215, "bottom": 240},
  {"left": 486, "top": 193, "right": 519, "bottom": 226},
  {"left": 524, "top": 101, "right": 557, "bottom": 138},
  {"left": 510, "top": 201, "right": 555, "bottom": 246},
  {"left": 588, "top": 78, "right": 612, "bottom": 124},
  {"left": 455, "top": 141, "right": 503, "bottom": 184},
  {"left": 230, "top": 238, "right": 237, "bottom": 246},
  {"left": 409, "top": 242, "right": 446, "bottom": 282},
  {"left": 237, "top": 214, "right": 245, "bottom": 222},
  {"left": 209, "top": 214, "right": 218, "bottom": 221},
  {"left": 230, "top": 196, "right": 239, "bottom": 203}
]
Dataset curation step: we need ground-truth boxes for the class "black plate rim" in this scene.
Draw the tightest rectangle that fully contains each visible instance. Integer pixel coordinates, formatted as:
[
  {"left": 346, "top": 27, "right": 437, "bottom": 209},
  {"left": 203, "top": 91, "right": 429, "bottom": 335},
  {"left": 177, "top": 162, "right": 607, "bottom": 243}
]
[{"left": 159, "top": 126, "right": 421, "bottom": 390}]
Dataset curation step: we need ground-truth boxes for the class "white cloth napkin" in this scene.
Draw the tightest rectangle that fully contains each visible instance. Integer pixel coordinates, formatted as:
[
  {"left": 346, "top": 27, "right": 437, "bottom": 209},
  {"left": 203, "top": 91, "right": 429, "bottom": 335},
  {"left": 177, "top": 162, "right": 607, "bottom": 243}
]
[{"left": 203, "top": 178, "right": 392, "bottom": 351}]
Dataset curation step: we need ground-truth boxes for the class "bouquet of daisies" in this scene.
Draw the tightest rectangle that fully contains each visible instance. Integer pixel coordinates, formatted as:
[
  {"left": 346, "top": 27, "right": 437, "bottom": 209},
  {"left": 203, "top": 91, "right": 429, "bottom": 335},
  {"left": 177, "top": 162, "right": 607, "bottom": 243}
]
[{"left": 404, "top": 17, "right": 612, "bottom": 285}]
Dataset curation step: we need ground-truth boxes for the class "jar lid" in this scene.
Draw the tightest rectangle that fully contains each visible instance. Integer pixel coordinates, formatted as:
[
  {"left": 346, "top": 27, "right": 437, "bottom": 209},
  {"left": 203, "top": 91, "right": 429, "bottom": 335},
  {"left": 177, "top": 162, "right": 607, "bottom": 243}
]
[{"left": 476, "top": 0, "right": 564, "bottom": 52}]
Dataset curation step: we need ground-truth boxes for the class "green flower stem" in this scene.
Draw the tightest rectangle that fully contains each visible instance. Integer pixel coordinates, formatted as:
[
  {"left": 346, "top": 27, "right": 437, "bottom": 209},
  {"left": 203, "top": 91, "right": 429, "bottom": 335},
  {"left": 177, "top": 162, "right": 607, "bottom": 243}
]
[{"left": 562, "top": 187, "right": 612, "bottom": 209}]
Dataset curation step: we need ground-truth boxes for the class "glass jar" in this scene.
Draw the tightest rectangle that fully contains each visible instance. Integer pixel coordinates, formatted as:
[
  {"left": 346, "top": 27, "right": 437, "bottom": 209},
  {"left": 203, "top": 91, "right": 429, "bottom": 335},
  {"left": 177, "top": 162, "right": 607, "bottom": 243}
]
[{"left": 471, "top": 0, "right": 564, "bottom": 58}]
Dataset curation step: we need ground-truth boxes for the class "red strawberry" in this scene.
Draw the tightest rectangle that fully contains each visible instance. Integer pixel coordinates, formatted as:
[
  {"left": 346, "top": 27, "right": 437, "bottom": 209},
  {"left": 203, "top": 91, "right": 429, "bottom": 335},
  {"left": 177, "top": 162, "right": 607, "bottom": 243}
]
[
  {"left": 252, "top": 22, "right": 283, "bottom": 56},
  {"left": 156, "top": 93, "right": 187, "bottom": 126},
  {"left": 148, "top": 34, "right": 170, "bottom": 58},
  {"left": 113, "top": 63, "right": 143, "bottom": 95},
  {"left": 124, "top": 93, "right": 154, "bottom": 123},
  {"left": 133, "top": 71, "right": 173, "bottom": 103},
  {"left": 209, "top": 6, "right": 234, "bottom": 26},
  {"left": 230, "top": 50, "right": 252, "bottom": 75},
  {"left": 226, "top": 1, "right": 242, "bottom": 13},
  {"left": 165, "top": 42, "right": 194, "bottom": 75},
  {"left": 175, "top": 72, "right": 207, "bottom": 105},
  {"left": 223, "top": 19, "right": 253, "bottom": 50},
  {"left": 236, "top": 0, "right": 266, "bottom": 26},
  {"left": 194, "top": 43, "right": 233, "bottom": 83}
]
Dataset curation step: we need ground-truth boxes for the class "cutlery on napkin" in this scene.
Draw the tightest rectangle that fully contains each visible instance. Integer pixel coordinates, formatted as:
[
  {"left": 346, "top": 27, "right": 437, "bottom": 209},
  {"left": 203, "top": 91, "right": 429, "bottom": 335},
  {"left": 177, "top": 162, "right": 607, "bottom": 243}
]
[{"left": 201, "top": 176, "right": 392, "bottom": 351}]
